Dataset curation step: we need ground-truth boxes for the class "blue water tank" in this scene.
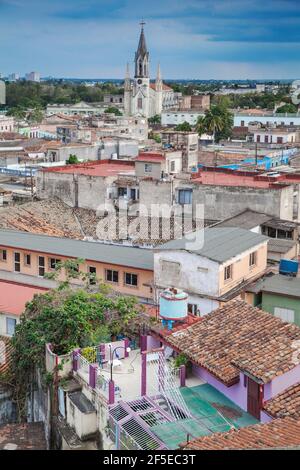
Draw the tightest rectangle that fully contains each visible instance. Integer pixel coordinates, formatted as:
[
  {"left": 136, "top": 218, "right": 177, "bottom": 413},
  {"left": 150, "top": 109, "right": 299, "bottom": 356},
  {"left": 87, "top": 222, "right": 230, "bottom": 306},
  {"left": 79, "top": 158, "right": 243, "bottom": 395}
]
[
  {"left": 279, "top": 259, "right": 299, "bottom": 277},
  {"left": 159, "top": 288, "right": 188, "bottom": 321}
]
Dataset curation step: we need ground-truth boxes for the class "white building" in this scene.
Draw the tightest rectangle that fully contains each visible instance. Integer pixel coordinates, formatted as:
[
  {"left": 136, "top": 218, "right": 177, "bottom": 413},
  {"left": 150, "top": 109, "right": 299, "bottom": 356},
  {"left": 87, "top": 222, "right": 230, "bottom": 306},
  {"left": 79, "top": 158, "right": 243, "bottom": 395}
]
[
  {"left": 0, "top": 116, "right": 14, "bottom": 133},
  {"left": 154, "top": 227, "right": 268, "bottom": 316},
  {"left": 124, "top": 24, "right": 179, "bottom": 118},
  {"left": 161, "top": 110, "right": 205, "bottom": 127},
  {"left": 25, "top": 71, "right": 40, "bottom": 82},
  {"left": 234, "top": 113, "right": 300, "bottom": 128},
  {"left": 0, "top": 80, "right": 6, "bottom": 105}
]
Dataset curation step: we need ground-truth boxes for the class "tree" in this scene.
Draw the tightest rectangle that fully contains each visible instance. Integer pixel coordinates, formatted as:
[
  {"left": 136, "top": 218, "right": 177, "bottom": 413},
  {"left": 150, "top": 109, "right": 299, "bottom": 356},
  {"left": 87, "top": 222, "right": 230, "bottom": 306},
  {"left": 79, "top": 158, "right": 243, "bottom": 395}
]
[
  {"left": 276, "top": 103, "right": 298, "bottom": 114},
  {"left": 175, "top": 121, "right": 192, "bottom": 132},
  {"left": 148, "top": 114, "right": 161, "bottom": 125},
  {"left": 27, "top": 108, "right": 44, "bottom": 124},
  {"left": 104, "top": 106, "right": 122, "bottom": 116},
  {"left": 66, "top": 154, "right": 79, "bottom": 165},
  {"left": 196, "top": 105, "right": 233, "bottom": 143}
]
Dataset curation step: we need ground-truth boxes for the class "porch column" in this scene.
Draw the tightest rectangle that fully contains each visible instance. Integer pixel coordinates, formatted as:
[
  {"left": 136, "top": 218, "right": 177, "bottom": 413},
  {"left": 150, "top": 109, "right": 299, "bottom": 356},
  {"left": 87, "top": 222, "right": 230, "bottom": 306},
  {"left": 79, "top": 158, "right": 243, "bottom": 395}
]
[
  {"left": 140, "top": 334, "right": 147, "bottom": 352},
  {"left": 109, "top": 380, "right": 115, "bottom": 405},
  {"left": 89, "top": 364, "right": 98, "bottom": 389},
  {"left": 179, "top": 365, "right": 186, "bottom": 387},
  {"left": 124, "top": 338, "right": 130, "bottom": 357},
  {"left": 72, "top": 348, "right": 81, "bottom": 372},
  {"left": 141, "top": 351, "right": 147, "bottom": 396}
]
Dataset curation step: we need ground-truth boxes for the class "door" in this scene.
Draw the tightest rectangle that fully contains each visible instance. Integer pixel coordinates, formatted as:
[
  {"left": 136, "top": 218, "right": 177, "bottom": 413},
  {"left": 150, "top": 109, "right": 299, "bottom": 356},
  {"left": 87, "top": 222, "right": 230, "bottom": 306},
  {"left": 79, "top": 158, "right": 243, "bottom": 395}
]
[{"left": 247, "top": 377, "right": 261, "bottom": 419}]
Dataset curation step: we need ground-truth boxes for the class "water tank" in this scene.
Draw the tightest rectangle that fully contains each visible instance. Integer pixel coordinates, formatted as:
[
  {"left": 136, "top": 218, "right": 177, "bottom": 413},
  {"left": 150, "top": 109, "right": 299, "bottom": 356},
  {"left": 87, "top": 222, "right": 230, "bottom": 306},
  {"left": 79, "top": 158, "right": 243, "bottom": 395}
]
[
  {"left": 279, "top": 259, "right": 299, "bottom": 277},
  {"left": 159, "top": 288, "right": 188, "bottom": 321}
]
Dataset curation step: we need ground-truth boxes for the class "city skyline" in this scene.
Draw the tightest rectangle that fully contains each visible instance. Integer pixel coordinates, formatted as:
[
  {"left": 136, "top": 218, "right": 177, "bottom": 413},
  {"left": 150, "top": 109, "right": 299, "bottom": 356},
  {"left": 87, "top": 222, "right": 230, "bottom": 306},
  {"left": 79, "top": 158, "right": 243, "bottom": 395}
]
[{"left": 0, "top": 0, "right": 300, "bottom": 79}]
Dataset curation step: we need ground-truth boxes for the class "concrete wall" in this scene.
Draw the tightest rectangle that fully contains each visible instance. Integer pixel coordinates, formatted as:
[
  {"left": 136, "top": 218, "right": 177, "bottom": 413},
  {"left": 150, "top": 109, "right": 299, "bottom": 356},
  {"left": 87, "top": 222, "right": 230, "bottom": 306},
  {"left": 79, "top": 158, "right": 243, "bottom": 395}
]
[
  {"left": 135, "top": 161, "right": 163, "bottom": 180},
  {"left": 47, "top": 145, "right": 100, "bottom": 162},
  {"left": 234, "top": 115, "right": 300, "bottom": 127},
  {"left": 262, "top": 292, "right": 300, "bottom": 327}
]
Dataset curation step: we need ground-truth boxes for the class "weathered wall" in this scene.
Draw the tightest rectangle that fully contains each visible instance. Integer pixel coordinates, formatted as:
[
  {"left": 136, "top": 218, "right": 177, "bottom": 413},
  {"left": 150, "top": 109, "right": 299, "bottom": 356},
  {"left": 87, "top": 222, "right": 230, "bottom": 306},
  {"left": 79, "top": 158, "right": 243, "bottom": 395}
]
[{"left": 0, "top": 385, "right": 17, "bottom": 424}]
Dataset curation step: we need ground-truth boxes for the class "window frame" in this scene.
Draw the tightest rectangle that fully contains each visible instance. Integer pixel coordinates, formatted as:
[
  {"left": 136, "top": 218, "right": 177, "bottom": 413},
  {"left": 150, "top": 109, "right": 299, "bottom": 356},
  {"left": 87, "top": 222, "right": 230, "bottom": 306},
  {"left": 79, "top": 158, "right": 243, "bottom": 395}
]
[
  {"left": 0, "top": 249, "right": 7, "bottom": 262},
  {"left": 105, "top": 269, "right": 119, "bottom": 284},
  {"left": 224, "top": 264, "right": 233, "bottom": 282},
  {"left": 14, "top": 252, "right": 21, "bottom": 273},
  {"left": 124, "top": 272, "right": 138, "bottom": 287},
  {"left": 24, "top": 253, "right": 31, "bottom": 266},
  {"left": 6, "top": 317, "right": 17, "bottom": 336},
  {"left": 249, "top": 251, "right": 257, "bottom": 268}
]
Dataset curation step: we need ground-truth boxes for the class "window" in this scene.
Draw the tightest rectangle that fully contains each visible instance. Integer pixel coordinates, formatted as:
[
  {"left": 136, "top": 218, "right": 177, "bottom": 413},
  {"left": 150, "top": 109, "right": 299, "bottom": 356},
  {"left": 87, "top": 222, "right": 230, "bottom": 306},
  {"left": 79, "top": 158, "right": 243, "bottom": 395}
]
[
  {"left": 106, "top": 269, "right": 119, "bottom": 283},
  {"left": 224, "top": 264, "right": 233, "bottom": 281},
  {"left": 145, "top": 163, "right": 152, "bottom": 173},
  {"left": 277, "top": 137, "right": 283, "bottom": 144},
  {"left": 6, "top": 317, "right": 17, "bottom": 336},
  {"left": 256, "top": 135, "right": 261, "bottom": 143},
  {"left": 241, "top": 120, "right": 245, "bottom": 127},
  {"left": 274, "top": 307, "right": 294, "bottom": 323},
  {"left": 249, "top": 252, "right": 257, "bottom": 267},
  {"left": 138, "top": 98, "right": 143, "bottom": 109},
  {"left": 118, "top": 187, "right": 127, "bottom": 197},
  {"left": 264, "top": 135, "right": 269, "bottom": 143},
  {"left": 188, "top": 304, "right": 198, "bottom": 316},
  {"left": 24, "top": 254, "right": 31, "bottom": 266},
  {"left": 0, "top": 249, "right": 7, "bottom": 262},
  {"left": 170, "top": 161, "right": 175, "bottom": 172},
  {"left": 38, "top": 256, "right": 45, "bottom": 277},
  {"left": 124, "top": 272, "right": 138, "bottom": 287},
  {"left": 49, "top": 258, "right": 61, "bottom": 270},
  {"left": 88, "top": 266, "right": 97, "bottom": 285},
  {"left": 178, "top": 189, "right": 192, "bottom": 205},
  {"left": 14, "top": 252, "right": 21, "bottom": 272}
]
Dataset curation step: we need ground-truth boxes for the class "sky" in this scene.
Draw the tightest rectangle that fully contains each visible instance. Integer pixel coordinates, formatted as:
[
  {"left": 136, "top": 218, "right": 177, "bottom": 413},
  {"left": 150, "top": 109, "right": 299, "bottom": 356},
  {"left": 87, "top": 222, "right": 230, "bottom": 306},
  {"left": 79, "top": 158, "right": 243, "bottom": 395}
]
[{"left": 0, "top": 0, "right": 300, "bottom": 79}]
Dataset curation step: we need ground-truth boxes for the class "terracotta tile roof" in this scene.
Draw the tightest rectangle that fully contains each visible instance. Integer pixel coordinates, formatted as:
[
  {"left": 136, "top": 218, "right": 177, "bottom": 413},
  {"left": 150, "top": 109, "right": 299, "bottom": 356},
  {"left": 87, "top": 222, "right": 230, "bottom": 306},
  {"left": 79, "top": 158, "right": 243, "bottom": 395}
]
[
  {"left": 134, "top": 152, "right": 165, "bottom": 162},
  {"left": 182, "top": 417, "right": 300, "bottom": 450},
  {"left": 263, "top": 382, "right": 300, "bottom": 418},
  {"left": 165, "top": 300, "right": 300, "bottom": 385}
]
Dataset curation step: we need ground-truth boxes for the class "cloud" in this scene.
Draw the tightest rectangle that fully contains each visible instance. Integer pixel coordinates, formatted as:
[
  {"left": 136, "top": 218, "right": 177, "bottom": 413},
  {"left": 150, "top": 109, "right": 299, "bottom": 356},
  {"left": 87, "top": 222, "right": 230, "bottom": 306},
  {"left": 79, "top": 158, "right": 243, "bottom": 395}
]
[{"left": 0, "top": 0, "right": 299, "bottom": 78}]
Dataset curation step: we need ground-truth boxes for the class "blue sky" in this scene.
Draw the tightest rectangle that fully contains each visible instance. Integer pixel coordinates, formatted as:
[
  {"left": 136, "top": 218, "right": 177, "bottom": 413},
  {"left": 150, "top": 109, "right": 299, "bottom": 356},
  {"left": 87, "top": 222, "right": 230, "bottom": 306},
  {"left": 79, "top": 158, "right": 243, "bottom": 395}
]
[{"left": 0, "top": 0, "right": 300, "bottom": 79}]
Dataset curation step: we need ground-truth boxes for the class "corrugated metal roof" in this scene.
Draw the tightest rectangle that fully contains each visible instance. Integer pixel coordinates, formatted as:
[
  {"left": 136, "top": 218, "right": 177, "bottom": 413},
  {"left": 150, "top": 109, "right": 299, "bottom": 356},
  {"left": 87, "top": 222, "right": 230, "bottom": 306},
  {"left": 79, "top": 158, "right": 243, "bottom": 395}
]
[
  {"left": 157, "top": 227, "right": 268, "bottom": 263},
  {"left": 0, "top": 229, "right": 153, "bottom": 270},
  {"left": 261, "top": 274, "right": 300, "bottom": 298}
]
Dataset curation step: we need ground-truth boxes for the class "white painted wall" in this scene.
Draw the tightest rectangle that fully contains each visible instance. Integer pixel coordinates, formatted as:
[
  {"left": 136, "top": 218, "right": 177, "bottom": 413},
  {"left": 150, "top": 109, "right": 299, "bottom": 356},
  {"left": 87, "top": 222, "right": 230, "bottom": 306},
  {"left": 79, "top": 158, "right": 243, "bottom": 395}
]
[{"left": 234, "top": 114, "right": 300, "bottom": 127}]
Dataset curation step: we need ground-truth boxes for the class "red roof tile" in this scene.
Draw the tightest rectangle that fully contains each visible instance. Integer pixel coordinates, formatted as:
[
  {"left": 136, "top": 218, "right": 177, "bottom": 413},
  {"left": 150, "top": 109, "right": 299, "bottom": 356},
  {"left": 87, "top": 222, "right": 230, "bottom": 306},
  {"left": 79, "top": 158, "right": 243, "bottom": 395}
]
[
  {"left": 264, "top": 382, "right": 300, "bottom": 419},
  {"left": 182, "top": 417, "right": 300, "bottom": 450}
]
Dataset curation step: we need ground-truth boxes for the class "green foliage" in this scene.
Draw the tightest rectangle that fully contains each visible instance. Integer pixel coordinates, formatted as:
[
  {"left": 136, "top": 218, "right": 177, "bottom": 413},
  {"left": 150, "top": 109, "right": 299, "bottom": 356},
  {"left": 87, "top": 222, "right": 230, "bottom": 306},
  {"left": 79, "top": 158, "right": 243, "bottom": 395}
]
[
  {"left": 196, "top": 104, "right": 233, "bottom": 142},
  {"left": 173, "top": 353, "right": 189, "bottom": 368},
  {"left": 175, "top": 121, "right": 192, "bottom": 132},
  {"left": 66, "top": 154, "right": 79, "bottom": 165},
  {"left": 81, "top": 347, "right": 97, "bottom": 363},
  {"left": 276, "top": 103, "right": 298, "bottom": 113},
  {"left": 104, "top": 106, "right": 122, "bottom": 116},
  {"left": 148, "top": 114, "right": 161, "bottom": 125}
]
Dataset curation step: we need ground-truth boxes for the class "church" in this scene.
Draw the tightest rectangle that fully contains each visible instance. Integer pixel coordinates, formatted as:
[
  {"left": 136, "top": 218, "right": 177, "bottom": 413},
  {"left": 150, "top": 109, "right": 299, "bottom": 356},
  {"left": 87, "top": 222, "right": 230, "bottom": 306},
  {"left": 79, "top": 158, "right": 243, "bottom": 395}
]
[{"left": 124, "top": 23, "right": 179, "bottom": 118}]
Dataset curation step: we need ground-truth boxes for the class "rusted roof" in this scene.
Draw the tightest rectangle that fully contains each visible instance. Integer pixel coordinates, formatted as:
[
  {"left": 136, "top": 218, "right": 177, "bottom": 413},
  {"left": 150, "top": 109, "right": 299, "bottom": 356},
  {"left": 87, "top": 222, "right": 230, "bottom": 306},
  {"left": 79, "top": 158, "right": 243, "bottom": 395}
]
[
  {"left": 0, "top": 422, "right": 46, "bottom": 450},
  {"left": 165, "top": 300, "right": 300, "bottom": 385},
  {"left": 264, "top": 382, "right": 300, "bottom": 419},
  {"left": 181, "top": 417, "right": 300, "bottom": 450}
]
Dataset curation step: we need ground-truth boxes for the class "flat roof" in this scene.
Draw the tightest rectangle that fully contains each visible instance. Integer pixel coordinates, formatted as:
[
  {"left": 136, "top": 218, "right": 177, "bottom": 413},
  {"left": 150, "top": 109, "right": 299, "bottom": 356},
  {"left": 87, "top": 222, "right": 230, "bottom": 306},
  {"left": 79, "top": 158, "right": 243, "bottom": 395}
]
[
  {"left": 156, "top": 227, "right": 268, "bottom": 263},
  {"left": 0, "top": 280, "right": 46, "bottom": 316},
  {"left": 0, "top": 229, "right": 153, "bottom": 270},
  {"left": 261, "top": 274, "right": 300, "bottom": 298},
  {"left": 40, "top": 160, "right": 135, "bottom": 177}
]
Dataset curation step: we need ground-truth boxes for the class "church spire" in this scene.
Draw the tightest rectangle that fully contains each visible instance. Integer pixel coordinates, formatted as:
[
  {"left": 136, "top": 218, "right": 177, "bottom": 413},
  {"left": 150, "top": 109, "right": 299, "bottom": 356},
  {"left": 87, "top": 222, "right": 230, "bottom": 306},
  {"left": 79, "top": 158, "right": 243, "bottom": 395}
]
[{"left": 135, "top": 21, "right": 149, "bottom": 78}]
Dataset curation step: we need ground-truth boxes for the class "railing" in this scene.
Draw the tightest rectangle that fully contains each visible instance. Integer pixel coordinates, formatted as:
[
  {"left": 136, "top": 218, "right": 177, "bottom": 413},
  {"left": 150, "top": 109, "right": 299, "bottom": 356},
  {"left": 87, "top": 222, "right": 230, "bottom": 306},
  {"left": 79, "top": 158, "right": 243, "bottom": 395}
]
[
  {"left": 96, "top": 370, "right": 110, "bottom": 401},
  {"left": 77, "top": 353, "right": 90, "bottom": 377}
]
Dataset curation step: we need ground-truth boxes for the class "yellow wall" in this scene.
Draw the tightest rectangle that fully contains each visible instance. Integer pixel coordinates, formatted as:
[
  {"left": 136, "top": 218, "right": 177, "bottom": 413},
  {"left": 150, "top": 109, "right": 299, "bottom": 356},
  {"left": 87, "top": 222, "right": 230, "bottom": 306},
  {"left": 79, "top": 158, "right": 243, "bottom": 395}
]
[
  {"left": 0, "top": 246, "right": 153, "bottom": 301},
  {"left": 218, "top": 243, "right": 267, "bottom": 296}
]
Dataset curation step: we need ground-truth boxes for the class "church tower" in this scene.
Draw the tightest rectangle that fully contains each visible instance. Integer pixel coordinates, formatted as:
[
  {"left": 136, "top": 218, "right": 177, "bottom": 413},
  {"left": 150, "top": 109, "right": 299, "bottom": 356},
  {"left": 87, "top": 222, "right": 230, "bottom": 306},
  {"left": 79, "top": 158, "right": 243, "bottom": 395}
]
[
  {"left": 154, "top": 63, "right": 163, "bottom": 115},
  {"left": 131, "top": 22, "right": 150, "bottom": 117},
  {"left": 124, "top": 62, "right": 131, "bottom": 116}
]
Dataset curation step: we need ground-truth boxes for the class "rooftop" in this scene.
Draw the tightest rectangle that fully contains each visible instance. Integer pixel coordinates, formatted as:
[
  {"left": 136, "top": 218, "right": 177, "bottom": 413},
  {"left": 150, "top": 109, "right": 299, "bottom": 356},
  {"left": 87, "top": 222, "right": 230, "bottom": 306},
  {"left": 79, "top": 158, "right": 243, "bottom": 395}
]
[
  {"left": 267, "top": 238, "right": 297, "bottom": 254},
  {"left": 134, "top": 152, "right": 165, "bottom": 163},
  {"left": 0, "top": 422, "right": 46, "bottom": 450},
  {"left": 163, "top": 300, "right": 300, "bottom": 385},
  {"left": 263, "top": 382, "right": 300, "bottom": 419},
  {"left": 214, "top": 209, "right": 272, "bottom": 230},
  {"left": 40, "top": 159, "right": 135, "bottom": 177},
  {"left": 259, "top": 274, "right": 300, "bottom": 298},
  {"left": 0, "top": 229, "right": 154, "bottom": 271},
  {"left": 192, "top": 166, "right": 300, "bottom": 189},
  {"left": 156, "top": 227, "right": 268, "bottom": 264},
  {"left": 0, "top": 280, "right": 47, "bottom": 316},
  {"left": 182, "top": 417, "right": 300, "bottom": 450}
]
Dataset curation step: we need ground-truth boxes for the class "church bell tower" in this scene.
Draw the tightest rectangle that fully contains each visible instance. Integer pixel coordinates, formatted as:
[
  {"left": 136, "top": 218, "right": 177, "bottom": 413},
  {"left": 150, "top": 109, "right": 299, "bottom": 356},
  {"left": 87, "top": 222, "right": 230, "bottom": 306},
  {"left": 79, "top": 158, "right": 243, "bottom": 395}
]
[{"left": 131, "top": 21, "right": 150, "bottom": 117}]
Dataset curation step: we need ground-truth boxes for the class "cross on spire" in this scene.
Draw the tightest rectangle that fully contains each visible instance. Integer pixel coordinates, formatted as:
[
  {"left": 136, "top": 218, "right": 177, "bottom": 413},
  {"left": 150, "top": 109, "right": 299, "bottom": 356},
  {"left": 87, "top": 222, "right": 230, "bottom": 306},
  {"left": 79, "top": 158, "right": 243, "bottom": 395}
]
[{"left": 140, "top": 19, "right": 146, "bottom": 30}]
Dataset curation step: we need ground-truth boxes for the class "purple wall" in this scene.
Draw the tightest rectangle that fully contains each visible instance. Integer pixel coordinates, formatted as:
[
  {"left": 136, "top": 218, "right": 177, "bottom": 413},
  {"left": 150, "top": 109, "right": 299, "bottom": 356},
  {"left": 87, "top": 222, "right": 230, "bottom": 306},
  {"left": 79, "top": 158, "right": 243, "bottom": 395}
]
[
  {"left": 264, "top": 363, "right": 300, "bottom": 401},
  {"left": 192, "top": 364, "right": 248, "bottom": 411},
  {"left": 147, "top": 335, "right": 161, "bottom": 351},
  {"left": 260, "top": 411, "right": 273, "bottom": 424}
]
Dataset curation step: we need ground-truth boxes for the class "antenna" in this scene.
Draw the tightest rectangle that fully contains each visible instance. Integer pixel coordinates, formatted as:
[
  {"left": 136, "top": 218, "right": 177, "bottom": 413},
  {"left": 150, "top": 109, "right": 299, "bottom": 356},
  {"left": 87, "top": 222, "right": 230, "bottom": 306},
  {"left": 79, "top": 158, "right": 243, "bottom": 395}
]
[{"left": 140, "top": 19, "right": 146, "bottom": 30}]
